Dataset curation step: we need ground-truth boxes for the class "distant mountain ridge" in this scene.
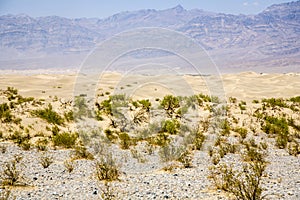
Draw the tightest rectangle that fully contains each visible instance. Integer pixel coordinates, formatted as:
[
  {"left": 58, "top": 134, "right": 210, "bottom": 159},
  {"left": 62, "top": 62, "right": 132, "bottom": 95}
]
[{"left": 0, "top": 1, "right": 299, "bottom": 72}]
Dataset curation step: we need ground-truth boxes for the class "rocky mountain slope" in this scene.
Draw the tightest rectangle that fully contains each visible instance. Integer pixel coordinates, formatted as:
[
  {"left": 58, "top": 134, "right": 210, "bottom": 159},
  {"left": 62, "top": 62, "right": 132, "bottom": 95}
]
[{"left": 0, "top": 1, "right": 299, "bottom": 72}]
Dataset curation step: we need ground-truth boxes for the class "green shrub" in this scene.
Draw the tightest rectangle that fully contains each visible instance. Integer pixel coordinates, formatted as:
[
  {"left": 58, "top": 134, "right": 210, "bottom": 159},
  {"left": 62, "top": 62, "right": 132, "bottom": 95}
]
[
  {"left": 118, "top": 132, "right": 134, "bottom": 149},
  {"left": 160, "top": 95, "right": 180, "bottom": 118},
  {"left": 235, "top": 127, "right": 248, "bottom": 139},
  {"left": 262, "top": 116, "right": 289, "bottom": 148},
  {"left": 262, "top": 97, "right": 287, "bottom": 108},
  {"left": 229, "top": 97, "right": 237, "bottom": 104},
  {"left": 220, "top": 119, "right": 231, "bottom": 136},
  {"left": 161, "top": 119, "right": 180, "bottom": 135},
  {"left": 104, "top": 129, "right": 118, "bottom": 142},
  {"left": 64, "top": 111, "right": 74, "bottom": 122},
  {"left": 239, "top": 101, "right": 247, "bottom": 111},
  {"left": 52, "top": 132, "right": 77, "bottom": 148},
  {"left": 198, "top": 93, "right": 212, "bottom": 102},
  {"left": 289, "top": 96, "right": 300, "bottom": 103},
  {"left": 0, "top": 103, "right": 13, "bottom": 123},
  {"left": 31, "top": 104, "right": 64, "bottom": 125},
  {"left": 191, "top": 130, "right": 205, "bottom": 150}
]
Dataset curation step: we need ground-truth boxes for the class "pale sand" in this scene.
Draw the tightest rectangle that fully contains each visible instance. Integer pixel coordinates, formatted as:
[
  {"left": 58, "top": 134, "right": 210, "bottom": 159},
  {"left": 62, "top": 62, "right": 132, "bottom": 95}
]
[{"left": 0, "top": 71, "right": 299, "bottom": 101}]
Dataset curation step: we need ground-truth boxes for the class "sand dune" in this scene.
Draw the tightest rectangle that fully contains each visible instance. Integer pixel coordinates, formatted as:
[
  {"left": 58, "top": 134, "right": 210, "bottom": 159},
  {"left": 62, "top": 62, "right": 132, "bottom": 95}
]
[{"left": 0, "top": 71, "right": 298, "bottom": 102}]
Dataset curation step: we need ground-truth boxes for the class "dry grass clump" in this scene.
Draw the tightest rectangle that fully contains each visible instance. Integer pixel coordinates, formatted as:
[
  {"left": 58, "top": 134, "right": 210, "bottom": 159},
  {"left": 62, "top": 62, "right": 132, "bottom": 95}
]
[
  {"left": 0, "top": 156, "right": 28, "bottom": 187},
  {"left": 72, "top": 145, "right": 94, "bottom": 160},
  {"left": 95, "top": 153, "right": 120, "bottom": 182},
  {"left": 64, "top": 159, "right": 76, "bottom": 173},
  {"left": 39, "top": 153, "right": 54, "bottom": 168}
]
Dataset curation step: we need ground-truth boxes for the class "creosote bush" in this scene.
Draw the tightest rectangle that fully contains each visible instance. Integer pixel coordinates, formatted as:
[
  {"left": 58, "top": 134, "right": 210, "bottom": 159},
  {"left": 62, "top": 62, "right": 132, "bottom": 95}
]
[
  {"left": 31, "top": 104, "right": 64, "bottom": 125},
  {"left": 209, "top": 138, "right": 268, "bottom": 200},
  {"left": 160, "top": 95, "right": 181, "bottom": 118},
  {"left": 209, "top": 161, "right": 266, "bottom": 200},
  {"left": 52, "top": 132, "right": 78, "bottom": 148},
  {"left": 161, "top": 119, "right": 180, "bottom": 135}
]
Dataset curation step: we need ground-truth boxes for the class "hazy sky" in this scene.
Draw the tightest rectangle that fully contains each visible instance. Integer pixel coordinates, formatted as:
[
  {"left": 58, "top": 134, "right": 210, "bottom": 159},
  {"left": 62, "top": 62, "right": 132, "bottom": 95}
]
[{"left": 0, "top": 0, "right": 295, "bottom": 18}]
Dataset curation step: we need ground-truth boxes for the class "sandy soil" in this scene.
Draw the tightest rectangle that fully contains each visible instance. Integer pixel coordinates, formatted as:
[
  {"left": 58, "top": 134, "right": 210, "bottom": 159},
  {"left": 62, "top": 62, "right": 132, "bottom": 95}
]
[{"left": 0, "top": 71, "right": 299, "bottom": 102}]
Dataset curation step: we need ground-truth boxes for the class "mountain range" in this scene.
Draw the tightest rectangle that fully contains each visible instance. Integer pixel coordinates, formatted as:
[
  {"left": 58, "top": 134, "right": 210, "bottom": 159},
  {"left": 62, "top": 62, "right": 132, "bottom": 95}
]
[{"left": 0, "top": 1, "right": 299, "bottom": 72}]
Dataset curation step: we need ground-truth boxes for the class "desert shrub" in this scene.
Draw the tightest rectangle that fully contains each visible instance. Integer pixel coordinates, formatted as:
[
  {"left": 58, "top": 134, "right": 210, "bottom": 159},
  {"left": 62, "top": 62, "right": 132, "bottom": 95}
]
[
  {"left": 51, "top": 125, "right": 60, "bottom": 136},
  {"left": 35, "top": 138, "right": 49, "bottom": 151},
  {"left": 289, "top": 96, "right": 300, "bottom": 103},
  {"left": 252, "top": 99, "right": 260, "bottom": 104},
  {"left": 262, "top": 97, "right": 287, "bottom": 108},
  {"left": 19, "top": 139, "right": 31, "bottom": 151},
  {"left": 0, "top": 103, "right": 13, "bottom": 123},
  {"left": 74, "top": 96, "right": 90, "bottom": 119},
  {"left": 16, "top": 96, "right": 34, "bottom": 105},
  {"left": 72, "top": 145, "right": 94, "bottom": 160},
  {"left": 52, "top": 132, "right": 78, "bottom": 148},
  {"left": 31, "top": 104, "right": 64, "bottom": 125},
  {"left": 211, "top": 96, "right": 220, "bottom": 104},
  {"left": 220, "top": 119, "right": 231, "bottom": 136},
  {"left": 130, "top": 148, "right": 146, "bottom": 163},
  {"left": 159, "top": 144, "right": 192, "bottom": 167},
  {"left": 209, "top": 161, "right": 266, "bottom": 200},
  {"left": 100, "top": 182, "right": 117, "bottom": 200},
  {"left": 161, "top": 119, "right": 180, "bottom": 135},
  {"left": 229, "top": 97, "right": 237, "bottom": 104},
  {"left": 95, "top": 153, "right": 119, "bottom": 182},
  {"left": 211, "top": 154, "right": 221, "bottom": 165},
  {"left": 190, "top": 129, "right": 205, "bottom": 150},
  {"left": 238, "top": 101, "right": 247, "bottom": 111},
  {"left": 131, "top": 99, "right": 151, "bottom": 124},
  {"left": 0, "top": 157, "right": 27, "bottom": 186},
  {"left": 262, "top": 116, "right": 289, "bottom": 149},
  {"left": 287, "top": 141, "right": 300, "bottom": 156},
  {"left": 104, "top": 129, "right": 118, "bottom": 142},
  {"left": 198, "top": 93, "right": 212, "bottom": 102},
  {"left": 0, "top": 145, "right": 6, "bottom": 154},
  {"left": 235, "top": 127, "right": 248, "bottom": 139},
  {"left": 119, "top": 132, "right": 134, "bottom": 150},
  {"left": 160, "top": 95, "right": 180, "bottom": 118},
  {"left": 148, "top": 132, "right": 169, "bottom": 147},
  {"left": 288, "top": 117, "right": 300, "bottom": 132},
  {"left": 177, "top": 149, "right": 193, "bottom": 168},
  {"left": 39, "top": 154, "right": 54, "bottom": 168},
  {"left": 10, "top": 131, "right": 30, "bottom": 148},
  {"left": 64, "top": 110, "right": 74, "bottom": 122},
  {"left": 159, "top": 144, "right": 182, "bottom": 162},
  {"left": 64, "top": 160, "right": 75, "bottom": 173}
]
